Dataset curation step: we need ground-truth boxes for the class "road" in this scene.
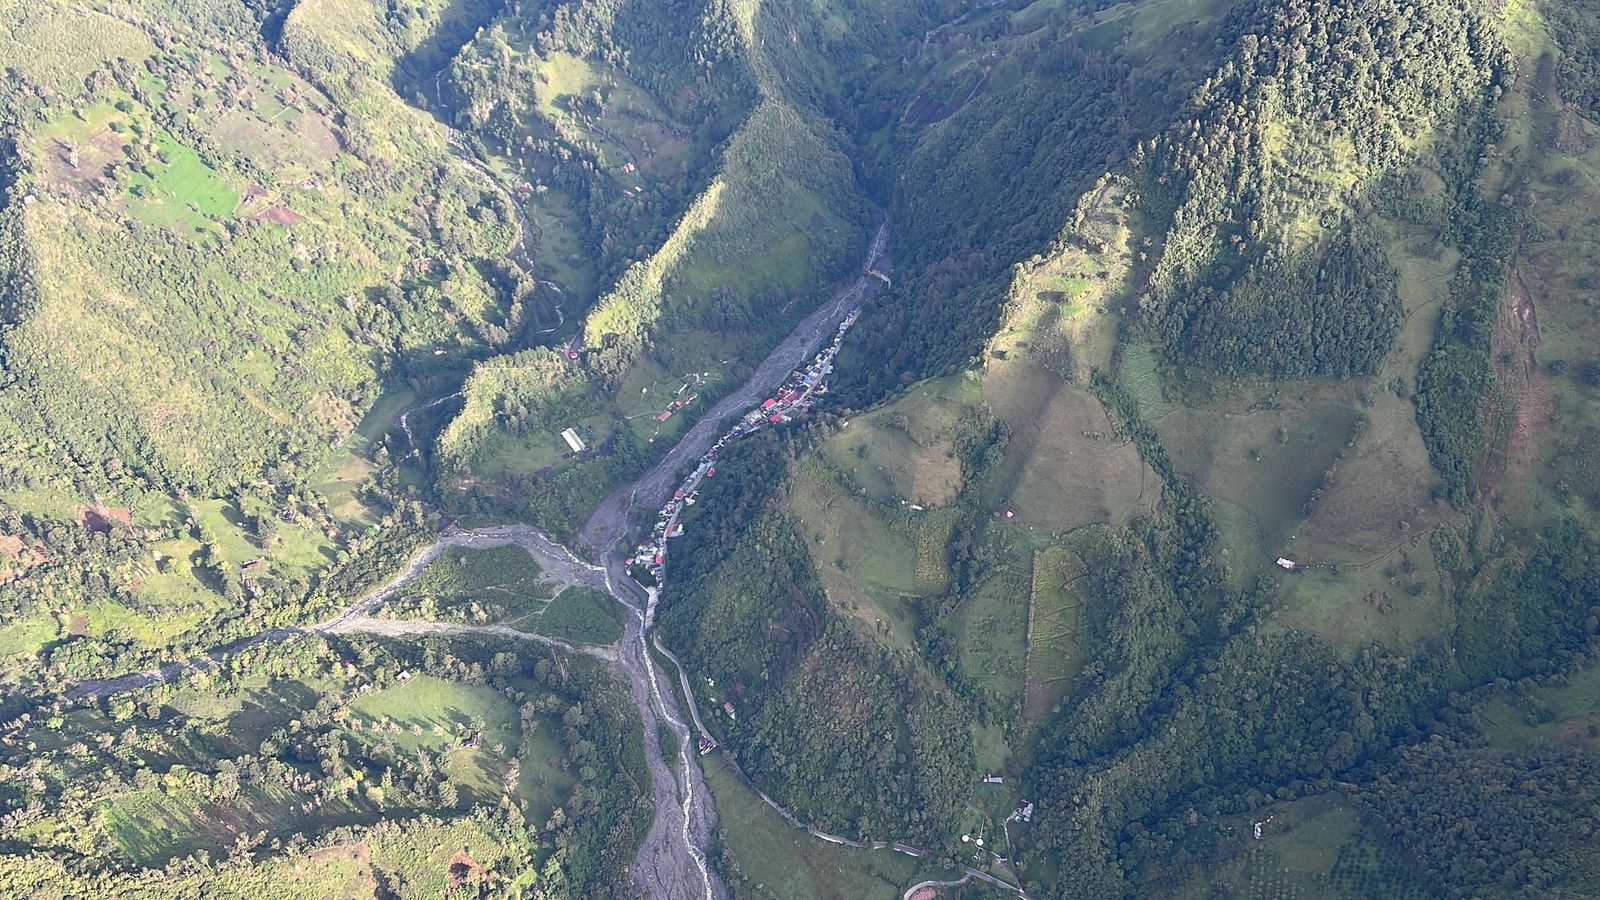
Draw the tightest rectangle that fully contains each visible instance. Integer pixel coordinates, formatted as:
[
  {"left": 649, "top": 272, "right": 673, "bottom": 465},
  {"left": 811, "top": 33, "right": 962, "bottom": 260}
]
[
  {"left": 66, "top": 525, "right": 607, "bottom": 700},
  {"left": 564, "top": 216, "right": 893, "bottom": 900},
  {"left": 54, "top": 24, "right": 1042, "bottom": 893},
  {"left": 54, "top": 208, "right": 1043, "bottom": 898},
  {"left": 579, "top": 215, "right": 889, "bottom": 557},
  {"left": 327, "top": 615, "right": 615, "bottom": 661},
  {"left": 61, "top": 217, "right": 891, "bottom": 898},
  {"left": 52, "top": 209, "right": 1039, "bottom": 898}
]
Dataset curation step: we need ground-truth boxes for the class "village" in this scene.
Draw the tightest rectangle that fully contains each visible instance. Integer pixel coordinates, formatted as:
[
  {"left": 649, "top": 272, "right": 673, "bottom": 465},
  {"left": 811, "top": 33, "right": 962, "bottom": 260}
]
[
  {"left": 619, "top": 301, "right": 1050, "bottom": 862},
  {"left": 629, "top": 308, "right": 860, "bottom": 587}
]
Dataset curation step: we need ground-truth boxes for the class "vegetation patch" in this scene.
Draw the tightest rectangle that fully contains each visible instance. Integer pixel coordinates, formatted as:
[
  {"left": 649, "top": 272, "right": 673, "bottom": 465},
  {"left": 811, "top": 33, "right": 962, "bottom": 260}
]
[
  {"left": 788, "top": 456, "right": 927, "bottom": 651},
  {"left": 704, "top": 756, "right": 944, "bottom": 899},
  {"left": 1155, "top": 392, "right": 1360, "bottom": 560},
  {"left": 380, "top": 544, "right": 555, "bottom": 625},
  {"left": 984, "top": 359, "right": 1156, "bottom": 532},
  {"left": 528, "top": 586, "right": 625, "bottom": 645},
  {"left": 1023, "top": 544, "right": 1088, "bottom": 721}
]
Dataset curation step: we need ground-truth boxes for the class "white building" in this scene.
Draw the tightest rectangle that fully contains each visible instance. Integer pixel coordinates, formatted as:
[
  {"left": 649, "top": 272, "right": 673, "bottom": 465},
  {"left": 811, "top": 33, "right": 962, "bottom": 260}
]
[{"left": 561, "top": 427, "right": 586, "bottom": 453}]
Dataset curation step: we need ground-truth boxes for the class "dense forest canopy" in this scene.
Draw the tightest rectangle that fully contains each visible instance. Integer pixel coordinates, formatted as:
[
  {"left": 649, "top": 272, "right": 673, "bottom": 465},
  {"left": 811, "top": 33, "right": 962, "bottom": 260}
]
[{"left": 1136, "top": 0, "right": 1506, "bottom": 378}]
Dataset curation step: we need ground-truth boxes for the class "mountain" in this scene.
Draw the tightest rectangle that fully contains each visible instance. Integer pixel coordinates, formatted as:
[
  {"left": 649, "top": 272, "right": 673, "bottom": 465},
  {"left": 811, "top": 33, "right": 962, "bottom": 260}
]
[{"left": 5, "top": 0, "right": 1600, "bottom": 897}]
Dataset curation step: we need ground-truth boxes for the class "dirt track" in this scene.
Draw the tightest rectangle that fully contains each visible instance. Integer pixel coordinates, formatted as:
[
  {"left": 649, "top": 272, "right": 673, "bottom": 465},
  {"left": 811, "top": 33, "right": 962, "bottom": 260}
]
[{"left": 578, "top": 218, "right": 889, "bottom": 900}]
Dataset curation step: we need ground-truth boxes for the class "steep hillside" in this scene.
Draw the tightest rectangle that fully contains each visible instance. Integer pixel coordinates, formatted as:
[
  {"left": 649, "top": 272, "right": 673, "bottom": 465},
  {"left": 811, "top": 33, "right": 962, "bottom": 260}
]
[
  {"left": 649, "top": 0, "right": 1600, "bottom": 897},
  {"left": 0, "top": 0, "right": 508, "bottom": 679},
  {"left": 10, "top": 0, "right": 1600, "bottom": 897},
  {"left": 430, "top": 0, "right": 897, "bottom": 536},
  {"left": 1137, "top": 0, "right": 1505, "bottom": 378},
  {"left": 841, "top": 0, "right": 1239, "bottom": 399}
]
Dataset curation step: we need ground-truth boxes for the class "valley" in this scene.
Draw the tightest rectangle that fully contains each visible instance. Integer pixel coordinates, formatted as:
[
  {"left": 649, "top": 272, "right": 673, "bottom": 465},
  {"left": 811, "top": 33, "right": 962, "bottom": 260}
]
[{"left": 7, "top": 0, "right": 1600, "bottom": 897}]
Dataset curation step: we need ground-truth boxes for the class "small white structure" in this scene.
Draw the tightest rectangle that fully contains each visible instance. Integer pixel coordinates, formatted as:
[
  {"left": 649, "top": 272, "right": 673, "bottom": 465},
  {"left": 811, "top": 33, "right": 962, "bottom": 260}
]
[
  {"left": 1275, "top": 557, "right": 1297, "bottom": 571},
  {"left": 1253, "top": 815, "right": 1274, "bottom": 840},
  {"left": 561, "top": 427, "right": 586, "bottom": 453}
]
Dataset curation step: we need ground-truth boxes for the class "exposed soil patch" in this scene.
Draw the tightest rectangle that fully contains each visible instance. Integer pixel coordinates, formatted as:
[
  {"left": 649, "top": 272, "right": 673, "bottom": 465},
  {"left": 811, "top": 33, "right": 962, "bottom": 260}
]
[
  {"left": 78, "top": 504, "right": 132, "bottom": 533},
  {"left": 904, "top": 68, "right": 989, "bottom": 127},
  {"left": 446, "top": 847, "right": 490, "bottom": 894},
  {"left": 0, "top": 537, "right": 48, "bottom": 581},
  {"left": 249, "top": 203, "right": 303, "bottom": 226},
  {"left": 1547, "top": 715, "right": 1600, "bottom": 753},
  {"left": 1486, "top": 235, "right": 1551, "bottom": 508}
]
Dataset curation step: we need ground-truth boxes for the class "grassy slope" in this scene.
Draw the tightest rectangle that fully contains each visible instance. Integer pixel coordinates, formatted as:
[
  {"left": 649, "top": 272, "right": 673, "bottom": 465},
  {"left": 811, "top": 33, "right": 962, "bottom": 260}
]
[
  {"left": 1, "top": 817, "right": 527, "bottom": 900},
  {"left": 11, "top": 662, "right": 573, "bottom": 873},
  {"left": 0, "top": 0, "right": 520, "bottom": 672},
  {"left": 435, "top": 0, "right": 872, "bottom": 536},
  {"left": 689, "top": 0, "right": 1584, "bottom": 889},
  {"left": 703, "top": 755, "right": 957, "bottom": 899}
]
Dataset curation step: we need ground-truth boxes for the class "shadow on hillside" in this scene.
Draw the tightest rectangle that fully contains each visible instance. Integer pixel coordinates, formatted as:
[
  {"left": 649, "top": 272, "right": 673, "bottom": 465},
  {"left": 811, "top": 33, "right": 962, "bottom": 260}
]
[{"left": 390, "top": 0, "right": 508, "bottom": 123}]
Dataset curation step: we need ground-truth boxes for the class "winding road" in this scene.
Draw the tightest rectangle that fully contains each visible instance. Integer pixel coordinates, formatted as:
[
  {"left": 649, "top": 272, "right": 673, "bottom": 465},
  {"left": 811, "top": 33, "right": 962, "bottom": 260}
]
[
  {"left": 58, "top": 212, "right": 1037, "bottom": 895},
  {"left": 47, "top": 7, "right": 1061, "bottom": 891},
  {"left": 61, "top": 220, "right": 894, "bottom": 899},
  {"left": 571, "top": 218, "right": 891, "bottom": 900}
]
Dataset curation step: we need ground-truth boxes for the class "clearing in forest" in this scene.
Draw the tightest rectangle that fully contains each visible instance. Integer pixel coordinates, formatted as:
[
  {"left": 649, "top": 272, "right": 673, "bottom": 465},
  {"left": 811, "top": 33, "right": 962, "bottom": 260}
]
[
  {"left": 818, "top": 375, "right": 976, "bottom": 508},
  {"left": 1023, "top": 545, "right": 1088, "bottom": 721},
  {"left": 788, "top": 456, "right": 928, "bottom": 651},
  {"left": 985, "top": 359, "right": 1156, "bottom": 533}
]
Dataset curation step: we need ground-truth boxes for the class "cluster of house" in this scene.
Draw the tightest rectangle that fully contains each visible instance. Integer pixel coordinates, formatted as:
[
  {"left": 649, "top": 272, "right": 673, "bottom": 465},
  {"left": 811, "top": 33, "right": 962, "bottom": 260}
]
[
  {"left": 1007, "top": 800, "right": 1035, "bottom": 824},
  {"left": 631, "top": 309, "right": 861, "bottom": 583},
  {"left": 653, "top": 391, "right": 700, "bottom": 423}
]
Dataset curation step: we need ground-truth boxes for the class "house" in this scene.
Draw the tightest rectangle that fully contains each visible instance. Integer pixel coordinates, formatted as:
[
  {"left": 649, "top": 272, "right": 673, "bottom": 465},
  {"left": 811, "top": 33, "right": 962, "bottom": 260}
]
[
  {"left": 561, "top": 428, "right": 587, "bottom": 453},
  {"left": 723, "top": 702, "right": 736, "bottom": 719},
  {"left": 982, "top": 774, "right": 1004, "bottom": 785},
  {"left": 1276, "top": 557, "right": 1297, "bottom": 571}
]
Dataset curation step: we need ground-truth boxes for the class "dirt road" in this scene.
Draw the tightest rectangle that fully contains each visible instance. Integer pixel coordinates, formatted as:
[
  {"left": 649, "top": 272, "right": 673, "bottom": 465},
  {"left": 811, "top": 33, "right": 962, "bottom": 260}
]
[
  {"left": 327, "top": 614, "right": 615, "bottom": 661},
  {"left": 567, "top": 216, "right": 890, "bottom": 900},
  {"left": 62, "top": 217, "right": 901, "bottom": 898},
  {"left": 579, "top": 216, "right": 889, "bottom": 557},
  {"left": 66, "top": 525, "right": 605, "bottom": 700}
]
